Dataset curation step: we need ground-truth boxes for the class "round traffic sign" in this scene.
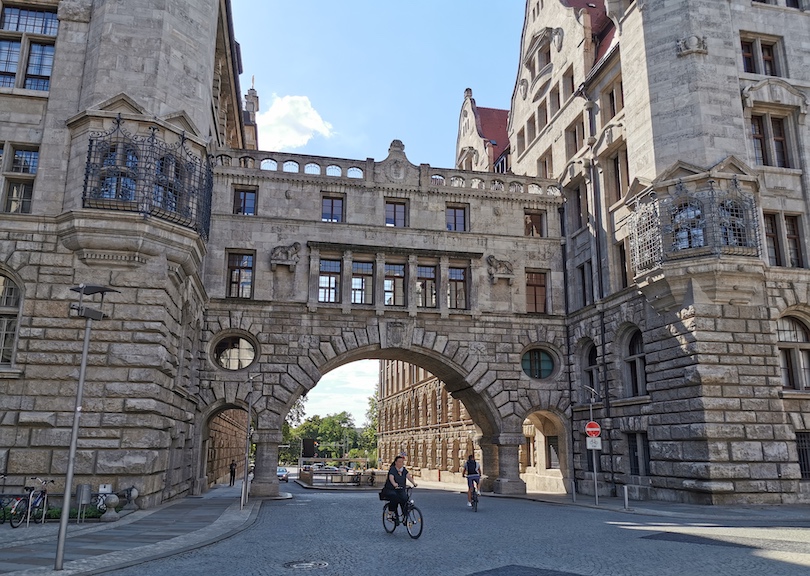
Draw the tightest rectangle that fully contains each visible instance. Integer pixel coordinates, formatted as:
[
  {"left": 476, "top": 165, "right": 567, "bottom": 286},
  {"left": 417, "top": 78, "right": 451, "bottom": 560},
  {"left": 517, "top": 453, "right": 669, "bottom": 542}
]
[{"left": 585, "top": 421, "right": 601, "bottom": 437}]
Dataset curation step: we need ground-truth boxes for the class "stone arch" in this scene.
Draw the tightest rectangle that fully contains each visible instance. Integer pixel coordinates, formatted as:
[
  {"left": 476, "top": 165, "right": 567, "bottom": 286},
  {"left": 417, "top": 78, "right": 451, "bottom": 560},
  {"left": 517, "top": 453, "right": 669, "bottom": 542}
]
[
  {"left": 191, "top": 397, "right": 252, "bottom": 496},
  {"left": 517, "top": 404, "right": 571, "bottom": 494}
]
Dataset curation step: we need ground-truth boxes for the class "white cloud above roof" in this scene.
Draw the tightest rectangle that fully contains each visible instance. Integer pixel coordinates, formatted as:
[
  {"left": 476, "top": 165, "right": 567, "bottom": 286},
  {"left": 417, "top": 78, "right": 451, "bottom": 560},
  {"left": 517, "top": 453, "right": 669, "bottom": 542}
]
[{"left": 257, "top": 95, "right": 333, "bottom": 151}]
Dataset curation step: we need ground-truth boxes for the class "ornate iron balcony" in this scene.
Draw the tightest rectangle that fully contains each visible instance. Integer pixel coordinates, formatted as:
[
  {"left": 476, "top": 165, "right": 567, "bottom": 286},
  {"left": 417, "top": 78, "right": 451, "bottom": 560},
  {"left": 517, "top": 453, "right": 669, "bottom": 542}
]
[{"left": 82, "top": 117, "right": 212, "bottom": 240}]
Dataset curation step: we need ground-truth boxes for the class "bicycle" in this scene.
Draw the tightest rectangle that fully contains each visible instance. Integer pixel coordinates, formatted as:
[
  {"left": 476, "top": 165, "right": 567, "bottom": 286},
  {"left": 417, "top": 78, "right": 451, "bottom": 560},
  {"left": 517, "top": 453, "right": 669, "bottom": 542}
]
[
  {"left": 10, "top": 477, "right": 54, "bottom": 528},
  {"left": 470, "top": 483, "right": 479, "bottom": 512},
  {"left": 366, "top": 471, "right": 376, "bottom": 487},
  {"left": 0, "top": 474, "right": 9, "bottom": 524},
  {"left": 381, "top": 486, "right": 423, "bottom": 539}
]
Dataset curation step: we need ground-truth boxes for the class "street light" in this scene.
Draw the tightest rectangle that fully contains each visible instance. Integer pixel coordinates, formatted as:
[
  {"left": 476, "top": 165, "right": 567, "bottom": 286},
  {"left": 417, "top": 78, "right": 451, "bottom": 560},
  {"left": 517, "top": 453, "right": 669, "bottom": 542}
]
[
  {"left": 240, "top": 374, "right": 257, "bottom": 510},
  {"left": 55, "top": 284, "right": 118, "bottom": 571},
  {"left": 582, "top": 384, "right": 599, "bottom": 506}
]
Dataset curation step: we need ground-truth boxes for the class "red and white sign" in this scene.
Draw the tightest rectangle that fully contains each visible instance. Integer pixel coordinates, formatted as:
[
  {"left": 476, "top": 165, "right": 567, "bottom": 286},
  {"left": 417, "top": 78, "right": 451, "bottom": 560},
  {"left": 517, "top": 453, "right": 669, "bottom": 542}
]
[{"left": 585, "top": 421, "right": 601, "bottom": 437}]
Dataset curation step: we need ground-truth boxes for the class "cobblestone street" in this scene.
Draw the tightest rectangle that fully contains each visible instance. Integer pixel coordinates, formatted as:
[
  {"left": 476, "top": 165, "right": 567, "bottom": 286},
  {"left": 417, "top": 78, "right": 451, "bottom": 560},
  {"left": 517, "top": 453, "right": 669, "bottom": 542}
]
[{"left": 104, "top": 483, "right": 810, "bottom": 576}]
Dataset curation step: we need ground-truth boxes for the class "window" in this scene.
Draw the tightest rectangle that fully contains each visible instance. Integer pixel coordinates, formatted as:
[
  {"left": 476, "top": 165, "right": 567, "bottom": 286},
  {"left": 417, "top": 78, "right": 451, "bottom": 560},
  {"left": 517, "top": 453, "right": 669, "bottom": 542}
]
[
  {"left": 751, "top": 114, "right": 791, "bottom": 168},
  {"left": 233, "top": 188, "right": 256, "bottom": 215},
  {"left": 546, "top": 436, "right": 560, "bottom": 469},
  {"left": 3, "top": 148, "right": 38, "bottom": 214},
  {"left": 517, "top": 128, "right": 526, "bottom": 156},
  {"left": 601, "top": 78, "right": 624, "bottom": 124},
  {"left": 572, "top": 182, "right": 588, "bottom": 230},
  {"left": 212, "top": 335, "right": 256, "bottom": 370},
  {"left": 798, "top": 432, "right": 810, "bottom": 480},
  {"left": 537, "top": 148, "right": 553, "bottom": 179},
  {"left": 351, "top": 262, "right": 373, "bottom": 304},
  {"left": 154, "top": 155, "right": 183, "bottom": 212},
  {"left": 0, "top": 7, "right": 57, "bottom": 91},
  {"left": 607, "top": 147, "right": 629, "bottom": 204},
  {"left": 584, "top": 343, "right": 599, "bottom": 397},
  {"left": 524, "top": 210, "right": 547, "bottom": 237},
  {"left": 617, "top": 241, "right": 630, "bottom": 289},
  {"left": 227, "top": 253, "right": 254, "bottom": 298},
  {"left": 627, "top": 432, "right": 651, "bottom": 476},
  {"left": 625, "top": 330, "right": 647, "bottom": 396},
  {"left": 537, "top": 103, "right": 548, "bottom": 131},
  {"left": 522, "top": 349, "right": 554, "bottom": 379},
  {"left": 577, "top": 260, "right": 593, "bottom": 307},
  {"left": 318, "top": 259, "right": 341, "bottom": 303},
  {"left": 718, "top": 200, "right": 747, "bottom": 247},
  {"left": 786, "top": 0, "right": 800, "bottom": 7},
  {"left": 777, "top": 316, "right": 810, "bottom": 390},
  {"left": 99, "top": 144, "right": 138, "bottom": 201},
  {"left": 526, "top": 114, "right": 536, "bottom": 144},
  {"left": 549, "top": 86, "right": 560, "bottom": 116},
  {"left": 740, "top": 35, "right": 782, "bottom": 77},
  {"left": 764, "top": 213, "right": 805, "bottom": 267},
  {"left": 446, "top": 204, "right": 468, "bottom": 232},
  {"left": 562, "top": 67, "right": 575, "bottom": 100},
  {"left": 672, "top": 200, "right": 705, "bottom": 250},
  {"left": 385, "top": 200, "right": 407, "bottom": 227},
  {"left": 447, "top": 267, "right": 467, "bottom": 310},
  {"left": 0, "top": 274, "right": 21, "bottom": 364},
  {"left": 565, "top": 116, "right": 585, "bottom": 159},
  {"left": 321, "top": 195, "right": 343, "bottom": 222},
  {"left": 384, "top": 264, "right": 405, "bottom": 306},
  {"left": 416, "top": 265, "right": 437, "bottom": 308},
  {"left": 526, "top": 271, "right": 547, "bottom": 314}
]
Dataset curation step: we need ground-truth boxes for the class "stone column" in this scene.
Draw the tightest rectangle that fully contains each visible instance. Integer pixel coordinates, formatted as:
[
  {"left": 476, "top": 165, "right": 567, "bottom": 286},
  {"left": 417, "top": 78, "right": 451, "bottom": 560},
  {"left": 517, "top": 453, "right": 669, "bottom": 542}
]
[
  {"left": 493, "top": 433, "right": 527, "bottom": 495},
  {"left": 478, "top": 436, "right": 499, "bottom": 492},
  {"left": 251, "top": 430, "right": 282, "bottom": 497}
]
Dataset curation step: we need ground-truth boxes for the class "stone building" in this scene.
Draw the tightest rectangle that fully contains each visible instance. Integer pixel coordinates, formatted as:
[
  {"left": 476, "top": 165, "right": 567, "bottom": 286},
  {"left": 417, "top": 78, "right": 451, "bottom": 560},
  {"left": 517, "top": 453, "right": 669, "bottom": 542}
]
[
  {"left": 381, "top": 0, "right": 810, "bottom": 505},
  {"left": 2, "top": 0, "right": 810, "bottom": 509}
]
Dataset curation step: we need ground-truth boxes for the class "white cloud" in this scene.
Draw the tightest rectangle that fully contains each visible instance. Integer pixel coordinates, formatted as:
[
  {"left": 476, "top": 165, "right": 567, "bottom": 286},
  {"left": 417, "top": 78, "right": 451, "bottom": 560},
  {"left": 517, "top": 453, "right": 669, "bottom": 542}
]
[
  {"left": 304, "top": 360, "right": 379, "bottom": 426},
  {"left": 256, "top": 95, "right": 333, "bottom": 151}
]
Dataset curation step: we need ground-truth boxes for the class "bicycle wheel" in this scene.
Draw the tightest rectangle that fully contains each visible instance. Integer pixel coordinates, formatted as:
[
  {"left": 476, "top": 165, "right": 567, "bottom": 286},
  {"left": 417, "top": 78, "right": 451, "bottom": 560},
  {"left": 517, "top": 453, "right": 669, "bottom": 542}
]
[
  {"left": 9, "top": 499, "right": 27, "bottom": 528},
  {"left": 30, "top": 502, "right": 45, "bottom": 523},
  {"left": 405, "top": 505, "right": 423, "bottom": 539},
  {"left": 382, "top": 504, "right": 397, "bottom": 533},
  {"left": 472, "top": 492, "right": 478, "bottom": 512}
]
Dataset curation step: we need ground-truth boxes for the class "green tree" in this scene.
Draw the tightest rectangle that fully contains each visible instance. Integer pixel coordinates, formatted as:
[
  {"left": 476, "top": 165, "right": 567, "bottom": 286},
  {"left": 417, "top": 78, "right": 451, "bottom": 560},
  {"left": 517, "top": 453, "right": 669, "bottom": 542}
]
[
  {"left": 279, "top": 395, "right": 307, "bottom": 463},
  {"left": 360, "top": 392, "right": 378, "bottom": 461}
]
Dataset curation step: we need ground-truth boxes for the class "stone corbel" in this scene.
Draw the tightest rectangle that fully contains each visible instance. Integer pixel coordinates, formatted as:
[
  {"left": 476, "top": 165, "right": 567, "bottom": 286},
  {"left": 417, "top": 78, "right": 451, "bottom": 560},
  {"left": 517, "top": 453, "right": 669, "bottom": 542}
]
[{"left": 677, "top": 35, "right": 708, "bottom": 57}]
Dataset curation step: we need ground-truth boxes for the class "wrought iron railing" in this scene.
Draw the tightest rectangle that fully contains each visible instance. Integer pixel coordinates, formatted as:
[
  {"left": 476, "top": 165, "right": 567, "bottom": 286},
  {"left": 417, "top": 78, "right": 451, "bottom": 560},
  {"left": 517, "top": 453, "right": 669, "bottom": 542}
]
[
  {"left": 630, "top": 178, "right": 760, "bottom": 274},
  {"left": 82, "top": 117, "right": 212, "bottom": 239}
]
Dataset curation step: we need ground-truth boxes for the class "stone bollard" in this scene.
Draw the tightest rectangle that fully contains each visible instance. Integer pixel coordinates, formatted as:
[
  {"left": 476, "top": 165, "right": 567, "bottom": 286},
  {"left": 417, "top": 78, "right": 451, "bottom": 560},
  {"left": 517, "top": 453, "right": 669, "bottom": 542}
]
[{"left": 100, "top": 493, "right": 120, "bottom": 522}]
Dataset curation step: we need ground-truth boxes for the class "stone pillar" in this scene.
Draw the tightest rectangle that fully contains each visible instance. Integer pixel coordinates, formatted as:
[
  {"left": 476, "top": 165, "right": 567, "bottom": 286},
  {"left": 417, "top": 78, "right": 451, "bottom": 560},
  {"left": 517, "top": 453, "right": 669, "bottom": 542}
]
[
  {"left": 493, "top": 433, "right": 527, "bottom": 495},
  {"left": 479, "top": 437, "right": 499, "bottom": 493},
  {"left": 251, "top": 431, "right": 282, "bottom": 497}
]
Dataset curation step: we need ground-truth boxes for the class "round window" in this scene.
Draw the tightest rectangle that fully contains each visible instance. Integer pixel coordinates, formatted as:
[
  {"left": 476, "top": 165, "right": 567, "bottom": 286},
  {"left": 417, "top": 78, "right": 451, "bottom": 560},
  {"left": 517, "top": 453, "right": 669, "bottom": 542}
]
[
  {"left": 521, "top": 349, "right": 554, "bottom": 379},
  {"left": 212, "top": 335, "right": 256, "bottom": 370}
]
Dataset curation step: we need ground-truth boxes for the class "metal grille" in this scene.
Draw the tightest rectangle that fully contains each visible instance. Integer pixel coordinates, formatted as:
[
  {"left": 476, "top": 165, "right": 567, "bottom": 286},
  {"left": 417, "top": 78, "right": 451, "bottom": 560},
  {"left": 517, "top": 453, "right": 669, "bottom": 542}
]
[
  {"left": 630, "top": 178, "right": 759, "bottom": 274},
  {"left": 797, "top": 432, "right": 810, "bottom": 479},
  {"left": 82, "top": 117, "right": 212, "bottom": 240}
]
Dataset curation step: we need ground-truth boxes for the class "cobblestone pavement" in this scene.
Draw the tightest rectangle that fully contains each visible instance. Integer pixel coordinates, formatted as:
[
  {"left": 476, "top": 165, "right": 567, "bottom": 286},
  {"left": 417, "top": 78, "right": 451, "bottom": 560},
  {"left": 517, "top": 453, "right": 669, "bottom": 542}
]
[{"left": 101, "top": 482, "right": 810, "bottom": 576}]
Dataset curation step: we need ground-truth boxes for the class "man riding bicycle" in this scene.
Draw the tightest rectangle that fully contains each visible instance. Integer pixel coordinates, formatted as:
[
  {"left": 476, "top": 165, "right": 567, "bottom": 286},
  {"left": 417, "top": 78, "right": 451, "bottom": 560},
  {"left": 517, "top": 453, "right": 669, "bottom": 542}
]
[{"left": 462, "top": 454, "right": 481, "bottom": 507}]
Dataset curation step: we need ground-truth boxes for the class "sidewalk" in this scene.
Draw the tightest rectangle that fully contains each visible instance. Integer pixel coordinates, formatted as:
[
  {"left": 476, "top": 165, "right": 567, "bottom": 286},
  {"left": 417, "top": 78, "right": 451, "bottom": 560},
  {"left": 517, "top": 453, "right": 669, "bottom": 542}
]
[
  {"left": 0, "top": 483, "right": 269, "bottom": 576},
  {"left": 0, "top": 479, "right": 808, "bottom": 576}
]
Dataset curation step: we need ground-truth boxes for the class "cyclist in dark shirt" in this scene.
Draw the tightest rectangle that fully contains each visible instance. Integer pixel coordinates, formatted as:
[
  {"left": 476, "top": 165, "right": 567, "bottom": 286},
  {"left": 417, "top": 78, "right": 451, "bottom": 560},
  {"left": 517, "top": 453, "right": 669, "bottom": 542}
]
[
  {"left": 382, "top": 454, "right": 417, "bottom": 518},
  {"left": 462, "top": 454, "right": 481, "bottom": 507}
]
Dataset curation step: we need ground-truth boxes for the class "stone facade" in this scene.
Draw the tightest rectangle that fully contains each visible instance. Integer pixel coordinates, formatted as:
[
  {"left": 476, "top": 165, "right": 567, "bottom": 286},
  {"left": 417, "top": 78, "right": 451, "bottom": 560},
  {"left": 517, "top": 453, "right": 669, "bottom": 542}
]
[{"left": 1, "top": 0, "right": 809, "bottom": 509}]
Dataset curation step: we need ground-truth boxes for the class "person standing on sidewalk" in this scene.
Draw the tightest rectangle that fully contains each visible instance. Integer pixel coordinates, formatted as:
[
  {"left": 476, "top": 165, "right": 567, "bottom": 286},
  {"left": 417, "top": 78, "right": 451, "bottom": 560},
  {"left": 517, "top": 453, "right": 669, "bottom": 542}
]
[
  {"left": 229, "top": 460, "right": 237, "bottom": 486},
  {"left": 462, "top": 454, "right": 481, "bottom": 507}
]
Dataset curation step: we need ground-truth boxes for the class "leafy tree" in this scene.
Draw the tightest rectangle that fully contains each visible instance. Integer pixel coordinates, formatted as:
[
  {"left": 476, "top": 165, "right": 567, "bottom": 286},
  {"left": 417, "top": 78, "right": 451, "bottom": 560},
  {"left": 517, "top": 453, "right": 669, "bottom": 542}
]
[
  {"left": 359, "top": 392, "right": 378, "bottom": 459},
  {"left": 279, "top": 395, "right": 307, "bottom": 463}
]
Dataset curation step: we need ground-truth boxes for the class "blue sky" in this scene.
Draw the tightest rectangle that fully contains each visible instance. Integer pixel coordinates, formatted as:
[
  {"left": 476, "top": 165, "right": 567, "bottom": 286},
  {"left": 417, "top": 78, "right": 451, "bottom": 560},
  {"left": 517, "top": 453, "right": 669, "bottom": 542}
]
[{"left": 230, "top": 1, "right": 526, "bottom": 423}]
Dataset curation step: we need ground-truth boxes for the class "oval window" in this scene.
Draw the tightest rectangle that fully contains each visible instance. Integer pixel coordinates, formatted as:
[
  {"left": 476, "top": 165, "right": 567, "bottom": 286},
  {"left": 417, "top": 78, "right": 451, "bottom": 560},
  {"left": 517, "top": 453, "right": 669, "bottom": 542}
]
[
  {"left": 521, "top": 349, "right": 554, "bottom": 379},
  {"left": 212, "top": 335, "right": 256, "bottom": 370}
]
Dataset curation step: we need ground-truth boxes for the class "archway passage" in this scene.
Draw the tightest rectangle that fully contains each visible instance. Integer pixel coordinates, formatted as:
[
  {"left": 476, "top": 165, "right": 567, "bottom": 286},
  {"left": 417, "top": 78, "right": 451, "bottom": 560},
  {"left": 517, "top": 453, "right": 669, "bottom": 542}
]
[
  {"left": 520, "top": 410, "right": 569, "bottom": 494},
  {"left": 199, "top": 407, "right": 249, "bottom": 492}
]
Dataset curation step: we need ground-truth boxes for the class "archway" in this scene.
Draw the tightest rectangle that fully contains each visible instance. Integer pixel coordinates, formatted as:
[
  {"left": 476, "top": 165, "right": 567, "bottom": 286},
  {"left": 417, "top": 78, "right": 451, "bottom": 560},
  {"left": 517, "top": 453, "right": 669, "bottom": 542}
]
[
  {"left": 519, "top": 409, "right": 569, "bottom": 494},
  {"left": 192, "top": 401, "right": 250, "bottom": 496}
]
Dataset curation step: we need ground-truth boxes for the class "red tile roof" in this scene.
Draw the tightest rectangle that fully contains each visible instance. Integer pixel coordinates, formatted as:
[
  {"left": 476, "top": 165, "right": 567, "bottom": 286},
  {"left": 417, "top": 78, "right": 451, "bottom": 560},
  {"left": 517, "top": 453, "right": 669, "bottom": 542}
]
[
  {"left": 561, "top": 0, "right": 612, "bottom": 35},
  {"left": 475, "top": 106, "right": 509, "bottom": 162}
]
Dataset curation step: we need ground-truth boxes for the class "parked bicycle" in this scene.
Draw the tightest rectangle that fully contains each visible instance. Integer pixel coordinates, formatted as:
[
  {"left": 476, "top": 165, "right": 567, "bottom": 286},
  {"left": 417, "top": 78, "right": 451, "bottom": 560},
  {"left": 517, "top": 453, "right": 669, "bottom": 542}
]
[
  {"left": 381, "top": 486, "right": 423, "bottom": 539},
  {"left": 10, "top": 477, "right": 54, "bottom": 528},
  {"left": 0, "top": 474, "right": 9, "bottom": 524}
]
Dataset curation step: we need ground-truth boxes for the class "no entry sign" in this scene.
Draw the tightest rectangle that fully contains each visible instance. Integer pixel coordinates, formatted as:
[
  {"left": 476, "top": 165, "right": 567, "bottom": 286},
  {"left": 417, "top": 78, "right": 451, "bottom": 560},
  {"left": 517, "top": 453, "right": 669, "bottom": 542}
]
[{"left": 585, "top": 421, "right": 601, "bottom": 437}]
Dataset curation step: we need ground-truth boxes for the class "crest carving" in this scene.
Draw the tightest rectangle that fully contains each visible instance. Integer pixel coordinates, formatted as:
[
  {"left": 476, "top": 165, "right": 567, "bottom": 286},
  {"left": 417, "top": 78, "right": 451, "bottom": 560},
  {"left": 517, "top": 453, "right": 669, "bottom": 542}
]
[{"left": 270, "top": 242, "right": 301, "bottom": 271}]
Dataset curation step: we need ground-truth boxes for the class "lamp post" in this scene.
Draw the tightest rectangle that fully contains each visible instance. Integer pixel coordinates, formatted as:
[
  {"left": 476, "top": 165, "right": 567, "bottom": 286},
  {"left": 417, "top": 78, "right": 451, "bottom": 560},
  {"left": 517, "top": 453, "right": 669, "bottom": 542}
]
[
  {"left": 55, "top": 284, "right": 118, "bottom": 571},
  {"left": 240, "top": 374, "right": 257, "bottom": 510},
  {"left": 582, "top": 384, "right": 599, "bottom": 506}
]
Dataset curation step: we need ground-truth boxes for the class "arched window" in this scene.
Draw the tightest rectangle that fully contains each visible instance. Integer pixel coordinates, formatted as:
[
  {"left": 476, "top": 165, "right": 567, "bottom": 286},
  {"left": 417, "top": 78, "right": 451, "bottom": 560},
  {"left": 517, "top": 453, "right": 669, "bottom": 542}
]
[
  {"left": 719, "top": 200, "right": 747, "bottom": 247},
  {"left": 282, "top": 161, "right": 299, "bottom": 173},
  {"left": 100, "top": 144, "right": 138, "bottom": 201},
  {"left": 672, "top": 200, "right": 704, "bottom": 250},
  {"left": 777, "top": 317, "right": 810, "bottom": 390},
  {"left": 347, "top": 167, "right": 363, "bottom": 179},
  {"left": 304, "top": 163, "right": 320, "bottom": 175},
  {"left": 583, "top": 342, "right": 599, "bottom": 398},
  {"left": 260, "top": 159, "right": 277, "bottom": 171},
  {"left": 326, "top": 165, "right": 341, "bottom": 177},
  {"left": 154, "top": 154, "right": 183, "bottom": 212},
  {"left": 625, "top": 330, "right": 647, "bottom": 396},
  {"left": 0, "top": 274, "right": 21, "bottom": 365}
]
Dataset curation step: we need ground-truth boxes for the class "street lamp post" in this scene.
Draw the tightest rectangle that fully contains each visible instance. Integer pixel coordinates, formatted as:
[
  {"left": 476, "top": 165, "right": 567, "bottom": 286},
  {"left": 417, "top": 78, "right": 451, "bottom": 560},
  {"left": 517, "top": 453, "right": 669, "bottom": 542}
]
[
  {"left": 55, "top": 284, "right": 118, "bottom": 571},
  {"left": 240, "top": 374, "right": 257, "bottom": 510},
  {"left": 582, "top": 385, "right": 599, "bottom": 506}
]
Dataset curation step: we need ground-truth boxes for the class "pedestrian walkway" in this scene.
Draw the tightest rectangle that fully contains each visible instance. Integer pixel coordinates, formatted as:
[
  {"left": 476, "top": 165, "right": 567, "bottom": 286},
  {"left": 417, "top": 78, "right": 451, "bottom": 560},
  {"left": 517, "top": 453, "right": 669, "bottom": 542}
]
[
  {"left": 0, "top": 479, "right": 808, "bottom": 576},
  {"left": 0, "top": 483, "right": 269, "bottom": 576}
]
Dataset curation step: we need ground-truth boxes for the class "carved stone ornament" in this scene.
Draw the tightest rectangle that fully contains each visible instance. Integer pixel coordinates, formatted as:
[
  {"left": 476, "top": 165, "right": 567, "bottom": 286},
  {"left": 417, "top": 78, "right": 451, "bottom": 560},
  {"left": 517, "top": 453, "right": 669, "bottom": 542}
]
[
  {"left": 387, "top": 321, "right": 406, "bottom": 348},
  {"left": 58, "top": 0, "right": 92, "bottom": 22},
  {"left": 270, "top": 242, "right": 301, "bottom": 271},
  {"left": 677, "top": 35, "right": 708, "bottom": 57},
  {"left": 486, "top": 255, "right": 515, "bottom": 285},
  {"left": 469, "top": 342, "right": 486, "bottom": 355},
  {"left": 519, "top": 79, "right": 529, "bottom": 100},
  {"left": 387, "top": 160, "right": 405, "bottom": 181}
]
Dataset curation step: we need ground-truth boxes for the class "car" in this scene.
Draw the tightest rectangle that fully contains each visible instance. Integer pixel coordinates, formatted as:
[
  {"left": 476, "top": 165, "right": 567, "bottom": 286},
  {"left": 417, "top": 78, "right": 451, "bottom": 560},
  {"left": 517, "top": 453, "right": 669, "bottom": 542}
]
[{"left": 277, "top": 466, "right": 289, "bottom": 482}]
